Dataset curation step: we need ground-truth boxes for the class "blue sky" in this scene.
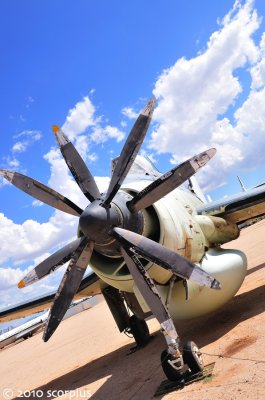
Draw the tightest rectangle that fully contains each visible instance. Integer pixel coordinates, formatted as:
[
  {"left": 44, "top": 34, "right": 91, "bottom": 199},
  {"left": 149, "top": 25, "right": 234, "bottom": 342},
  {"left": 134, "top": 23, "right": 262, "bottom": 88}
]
[{"left": 1, "top": 0, "right": 265, "bottom": 315}]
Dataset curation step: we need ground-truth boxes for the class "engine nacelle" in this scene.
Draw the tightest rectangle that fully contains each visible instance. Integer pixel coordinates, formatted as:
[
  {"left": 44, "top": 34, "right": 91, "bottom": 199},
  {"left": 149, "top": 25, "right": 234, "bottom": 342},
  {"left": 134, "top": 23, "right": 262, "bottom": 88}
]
[
  {"left": 195, "top": 215, "right": 239, "bottom": 244},
  {"left": 88, "top": 180, "right": 207, "bottom": 291},
  {"left": 158, "top": 247, "right": 247, "bottom": 319},
  {"left": 88, "top": 181, "right": 247, "bottom": 320}
]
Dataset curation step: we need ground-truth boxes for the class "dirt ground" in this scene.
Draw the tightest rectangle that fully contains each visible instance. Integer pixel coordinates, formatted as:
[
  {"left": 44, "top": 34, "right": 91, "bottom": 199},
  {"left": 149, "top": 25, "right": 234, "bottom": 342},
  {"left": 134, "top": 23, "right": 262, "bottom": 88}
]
[{"left": 1, "top": 220, "right": 265, "bottom": 400}]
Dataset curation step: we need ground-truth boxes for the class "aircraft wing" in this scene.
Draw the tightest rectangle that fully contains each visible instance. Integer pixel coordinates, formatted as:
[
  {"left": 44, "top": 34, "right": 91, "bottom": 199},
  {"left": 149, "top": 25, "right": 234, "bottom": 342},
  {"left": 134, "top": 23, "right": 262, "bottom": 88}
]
[
  {"left": 197, "top": 185, "right": 265, "bottom": 226},
  {"left": 0, "top": 272, "right": 101, "bottom": 323}
]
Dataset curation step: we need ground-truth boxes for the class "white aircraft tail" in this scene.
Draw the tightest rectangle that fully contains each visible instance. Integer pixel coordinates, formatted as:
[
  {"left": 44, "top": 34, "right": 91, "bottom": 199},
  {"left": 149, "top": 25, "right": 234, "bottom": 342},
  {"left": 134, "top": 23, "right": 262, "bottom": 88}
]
[{"left": 188, "top": 176, "right": 208, "bottom": 203}]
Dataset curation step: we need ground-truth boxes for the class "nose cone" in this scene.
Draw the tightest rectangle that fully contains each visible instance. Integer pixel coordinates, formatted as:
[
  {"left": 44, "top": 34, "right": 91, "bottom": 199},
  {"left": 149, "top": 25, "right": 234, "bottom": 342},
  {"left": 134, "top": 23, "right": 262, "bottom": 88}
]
[{"left": 79, "top": 200, "right": 121, "bottom": 244}]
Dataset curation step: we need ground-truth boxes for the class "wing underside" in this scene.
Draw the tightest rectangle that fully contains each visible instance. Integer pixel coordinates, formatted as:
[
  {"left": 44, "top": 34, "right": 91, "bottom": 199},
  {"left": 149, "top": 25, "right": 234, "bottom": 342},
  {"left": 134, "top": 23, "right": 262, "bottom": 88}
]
[
  {"left": 197, "top": 185, "right": 265, "bottom": 226},
  {"left": 0, "top": 273, "right": 101, "bottom": 323}
]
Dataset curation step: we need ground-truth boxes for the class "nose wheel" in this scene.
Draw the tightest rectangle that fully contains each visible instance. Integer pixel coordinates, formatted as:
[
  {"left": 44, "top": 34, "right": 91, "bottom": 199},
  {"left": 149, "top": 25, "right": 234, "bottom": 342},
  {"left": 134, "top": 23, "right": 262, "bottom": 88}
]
[
  {"left": 161, "top": 341, "right": 203, "bottom": 381},
  {"left": 161, "top": 350, "right": 185, "bottom": 382},
  {"left": 183, "top": 340, "right": 204, "bottom": 373}
]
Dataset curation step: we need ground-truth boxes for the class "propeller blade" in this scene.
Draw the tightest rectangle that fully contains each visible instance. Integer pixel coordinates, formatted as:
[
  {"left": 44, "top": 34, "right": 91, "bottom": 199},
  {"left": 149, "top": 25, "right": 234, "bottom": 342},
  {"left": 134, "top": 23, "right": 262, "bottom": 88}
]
[
  {"left": 102, "top": 97, "right": 156, "bottom": 207},
  {"left": 53, "top": 125, "right": 100, "bottom": 202},
  {"left": 0, "top": 170, "right": 83, "bottom": 216},
  {"left": 113, "top": 227, "right": 221, "bottom": 290},
  {"left": 43, "top": 239, "right": 94, "bottom": 342},
  {"left": 18, "top": 237, "right": 86, "bottom": 288},
  {"left": 127, "top": 148, "right": 216, "bottom": 212},
  {"left": 121, "top": 247, "right": 170, "bottom": 324}
]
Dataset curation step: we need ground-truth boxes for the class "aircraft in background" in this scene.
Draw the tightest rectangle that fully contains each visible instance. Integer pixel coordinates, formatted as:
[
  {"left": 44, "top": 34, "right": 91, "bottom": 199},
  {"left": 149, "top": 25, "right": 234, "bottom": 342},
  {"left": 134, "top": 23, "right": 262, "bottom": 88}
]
[
  {"left": 237, "top": 175, "right": 265, "bottom": 192},
  {"left": 0, "top": 312, "right": 48, "bottom": 349},
  {"left": 1, "top": 97, "right": 265, "bottom": 381},
  {"left": 0, "top": 298, "right": 94, "bottom": 349}
]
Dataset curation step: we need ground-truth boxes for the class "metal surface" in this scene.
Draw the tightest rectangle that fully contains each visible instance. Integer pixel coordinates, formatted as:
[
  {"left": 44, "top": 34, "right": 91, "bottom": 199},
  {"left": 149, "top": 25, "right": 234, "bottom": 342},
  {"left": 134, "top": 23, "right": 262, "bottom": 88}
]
[
  {"left": 127, "top": 148, "right": 216, "bottom": 212},
  {"left": 0, "top": 169, "right": 83, "bottom": 216},
  {"left": 102, "top": 97, "right": 155, "bottom": 207},
  {"left": 195, "top": 215, "right": 239, "bottom": 244},
  {"left": 18, "top": 237, "right": 86, "bottom": 287},
  {"left": 113, "top": 227, "right": 221, "bottom": 289},
  {"left": 43, "top": 239, "right": 94, "bottom": 341},
  {"left": 121, "top": 247, "right": 180, "bottom": 353},
  {"left": 79, "top": 191, "right": 144, "bottom": 257},
  {"left": 197, "top": 184, "right": 265, "bottom": 224},
  {"left": 121, "top": 248, "right": 170, "bottom": 324},
  {"left": 53, "top": 125, "right": 100, "bottom": 202}
]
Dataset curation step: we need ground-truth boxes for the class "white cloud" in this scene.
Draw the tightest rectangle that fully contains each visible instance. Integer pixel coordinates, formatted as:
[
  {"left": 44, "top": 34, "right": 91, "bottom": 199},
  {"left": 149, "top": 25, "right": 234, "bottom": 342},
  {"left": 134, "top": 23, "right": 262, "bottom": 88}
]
[
  {"left": 149, "top": 0, "right": 264, "bottom": 190},
  {"left": 12, "top": 130, "right": 42, "bottom": 154},
  {"left": 61, "top": 96, "right": 97, "bottom": 140},
  {"left": 250, "top": 33, "right": 265, "bottom": 88},
  {"left": 91, "top": 125, "right": 125, "bottom": 144},
  {"left": 57, "top": 96, "right": 124, "bottom": 164},
  {"left": 87, "top": 153, "right": 98, "bottom": 163},
  {"left": 4, "top": 157, "right": 20, "bottom": 169},
  {"left": 25, "top": 96, "right": 34, "bottom": 109},
  {"left": 121, "top": 106, "right": 138, "bottom": 119},
  {"left": 0, "top": 261, "right": 67, "bottom": 309},
  {"left": 0, "top": 267, "right": 26, "bottom": 290},
  {"left": 32, "top": 200, "right": 44, "bottom": 207},
  {"left": 12, "top": 141, "right": 27, "bottom": 153},
  {"left": 0, "top": 212, "right": 78, "bottom": 266}
]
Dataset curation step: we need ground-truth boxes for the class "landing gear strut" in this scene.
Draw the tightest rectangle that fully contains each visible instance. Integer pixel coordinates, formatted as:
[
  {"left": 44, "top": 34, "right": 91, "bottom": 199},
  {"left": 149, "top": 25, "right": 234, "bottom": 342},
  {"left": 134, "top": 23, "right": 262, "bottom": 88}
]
[
  {"left": 128, "top": 315, "right": 150, "bottom": 348},
  {"left": 120, "top": 248, "right": 205, "bottom": 381}
]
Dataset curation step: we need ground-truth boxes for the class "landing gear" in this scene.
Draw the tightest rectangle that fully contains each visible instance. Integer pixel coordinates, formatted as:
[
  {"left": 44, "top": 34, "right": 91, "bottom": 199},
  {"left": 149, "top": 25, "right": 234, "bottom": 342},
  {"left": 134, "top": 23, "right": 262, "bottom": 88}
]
[
  {"left": 128, "top": 315, "right": 150, "bottom": 347},
  {"left": 160, "top": 340, "right": 203, "bottom": 381},
  {"left": 161, "top": 349, "right": 185, "bottom": 382},
  {"left": 119, "top": 249, "right": 205, "bottom": 381},
  {"left": 183, "top": 340, "right": 204, "bottom": 373}
]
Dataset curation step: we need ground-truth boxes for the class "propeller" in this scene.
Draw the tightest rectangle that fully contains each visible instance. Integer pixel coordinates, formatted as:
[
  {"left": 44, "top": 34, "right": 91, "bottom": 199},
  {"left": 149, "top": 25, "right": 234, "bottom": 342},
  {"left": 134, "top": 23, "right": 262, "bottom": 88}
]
[
  {"left": 18, "top": 237, "right": 86, "bottom": 288},
  {"left": 1, "top": 96, "right": 219, "bottom": 341},
  {"left": 102, "top": 97, "right": 155, "bottom": 207},
  {"left": 127, "top": 148, "right": 216, "bottom": 212},
  {"left": 121, "top": 247, "right": 171, "bottom": 324},
  {"left": 113, "top": 227, "right": 221, "bottom": 290},
  {"left": 0, "top": 170, "right": 83, "bottom": 216},
  {"left": 53, "top": 125, "right": 100, "bottom": 202},
  {"left": 43, "top": 239, "right": 94, "bottom": 341}
]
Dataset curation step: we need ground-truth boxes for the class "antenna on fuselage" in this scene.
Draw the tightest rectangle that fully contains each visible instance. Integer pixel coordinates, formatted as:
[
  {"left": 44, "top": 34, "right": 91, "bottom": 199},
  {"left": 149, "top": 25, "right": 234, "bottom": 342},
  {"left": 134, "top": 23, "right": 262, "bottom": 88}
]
[{"left": 237, "top": 176, "right": 247, "bottom": 192}]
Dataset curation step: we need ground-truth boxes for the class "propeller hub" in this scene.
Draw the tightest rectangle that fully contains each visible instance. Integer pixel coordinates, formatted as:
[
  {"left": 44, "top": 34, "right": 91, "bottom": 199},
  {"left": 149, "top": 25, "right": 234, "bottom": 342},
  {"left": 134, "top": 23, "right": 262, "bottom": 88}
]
[
  {"left": 78, "top": 191, "right": 144, "bottom": 257},
  {"left": 79, "top": 199, "right": 121, "bottom": 244}
]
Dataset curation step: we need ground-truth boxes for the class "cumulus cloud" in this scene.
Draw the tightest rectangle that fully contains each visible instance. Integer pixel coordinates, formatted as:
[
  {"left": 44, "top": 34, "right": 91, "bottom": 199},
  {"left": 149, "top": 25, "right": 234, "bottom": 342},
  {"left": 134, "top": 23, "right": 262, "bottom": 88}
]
[
  {"left": 58, "top": 96, "right": 124, "bottom": 161},
  {"left": 90, "top": 125, "right": 125, "bottom": 144},
  {"left": 12, "top": 130, "right": 42, "bottom": 154},
  {"left": 149, "top": 0, "right": 264, "bottom": 190},
  {"left": 61, "top": 96, "right": 97, "bottom": 140},
  {"left": 121, "top": 106, "right": 138, "bottom": 119},
  {"left": 0, "top": 260, "right": 67, "bottom": 308},
  {"left": 0, "top": 211, "right": 78, "bottom": 266}
]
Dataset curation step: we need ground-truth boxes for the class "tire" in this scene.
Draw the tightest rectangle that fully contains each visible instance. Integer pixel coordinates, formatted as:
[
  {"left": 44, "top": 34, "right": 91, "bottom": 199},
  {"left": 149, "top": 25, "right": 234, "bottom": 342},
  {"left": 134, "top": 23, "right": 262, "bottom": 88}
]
[
  {"left": 161, "top": 350, "right": 184, "bottom": 382},
  {"left": 183, "top": 341, "right": 204, "bottom": 373},
  {"left": 129, "top": 315, "right": 150, "bottom": 346}
]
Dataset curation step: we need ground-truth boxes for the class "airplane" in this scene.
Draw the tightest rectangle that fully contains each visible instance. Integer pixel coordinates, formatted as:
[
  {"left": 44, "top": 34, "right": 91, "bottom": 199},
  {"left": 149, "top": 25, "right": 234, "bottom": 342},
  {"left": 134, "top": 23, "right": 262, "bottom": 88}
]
[
  {"left": 0, "top": 311, "right": 49, "bottom": 349},
  {"left": 1, "top": 96, "right": 265, "bottom": 382},
  {"left": 0, "top": 298, "right": 94, "bottom": 349}
]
